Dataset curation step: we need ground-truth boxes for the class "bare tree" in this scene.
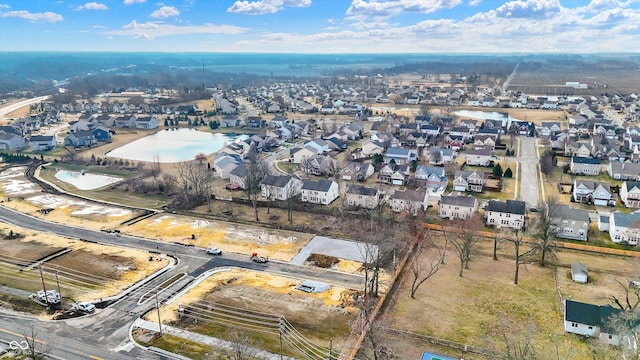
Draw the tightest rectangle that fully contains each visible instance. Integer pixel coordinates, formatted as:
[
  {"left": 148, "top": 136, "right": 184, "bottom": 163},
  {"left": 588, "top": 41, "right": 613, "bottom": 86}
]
[
  {"left": 176, "top": 158, "right": 209, "bottom": 209},
  {"left": 285, "top": 176, "right": 301, "bottom": 224},
  {"left": 610, "top": 279, "right": 640, "bottom": 310},
  {"left": 409, "top": 237, "right": 445, "bottom": 299},
  {"left": 534, "top": 198, "right": 558, "bottom": 267},
  {"left": 223, "top": 331, "right": 256, "bottom": 360},
  {"left": 244, "top": 150, "right": 268, "bottom": 222},
  {"left": 488, "top": 318, "right": 538, "bottom": 360},
  {"left": 504, "top": 229, "right": 538, "bottom": 285},
  {"left": 19, "top": 325, "right": 51, "bottom": 360},
  {"left": 357, "top": 298, "right": 394, "bottom": 360},
  {"left": 445, "top": 215, "right": 483, "bottom": 277},
  {"left": 539, "top": 150, "right": 555, "bottom": 176}
]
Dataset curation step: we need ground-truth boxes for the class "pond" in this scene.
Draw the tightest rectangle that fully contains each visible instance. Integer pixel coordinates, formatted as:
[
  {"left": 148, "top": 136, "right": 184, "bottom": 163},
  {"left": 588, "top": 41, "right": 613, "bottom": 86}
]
[
  {"left": 106, "top": 128, "right": 249, "bottom": 163},
  {"left": 55, "top": 170, "right": 123, "bottom": 190},
  {"left": 455, "top": 110, "right": 524, "bottom": 126}
]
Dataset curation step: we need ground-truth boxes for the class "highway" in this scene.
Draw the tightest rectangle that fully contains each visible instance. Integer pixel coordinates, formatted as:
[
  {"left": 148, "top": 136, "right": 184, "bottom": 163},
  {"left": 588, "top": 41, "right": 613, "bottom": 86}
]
[{"left": 0, "top": 96, "right": 50, "bottom": 119}]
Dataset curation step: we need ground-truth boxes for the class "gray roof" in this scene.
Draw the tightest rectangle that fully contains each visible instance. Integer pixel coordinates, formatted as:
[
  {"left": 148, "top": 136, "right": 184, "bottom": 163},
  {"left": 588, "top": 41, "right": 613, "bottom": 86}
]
[
  {"left": 550, "top": 204, "right": 589, "bottom": 222},
  {"left": 611, "top": 162, "right": 640, "bottom": 175},
  {"left": 612, "top": 212, "right": 640, "bottom": 228},
  {"left": 485, "top": 199, "right": 526, "bottom": 215},
  {"left": 415, "top": 165, "right": 445, "bottom": 178},
  {"left": 261, "top": 175, "right": 291, "bottom": 188},
  {"left": 440, "top": 195, "right": 477, "bottom": 207},
  {"left": 29, "top": 135, "right": 54, "bottom": 142},
  {"left": 302, "top": 179, "right": 335, "bottom": 192},
  {"left": 565, "top": 300, "right": 621, "bottom": 332},
  {"left": 571, "top": 262, "right": 588, "bottom": 275},
  {"left": 466, "top": 147, "right": 492, "bottom": 156},
  {"left": 390, "top": 188, "right": 426, "bottom": 201},
  {"left": 347, "top": 185, "right": 378, "bottom": 196},
  {"left": 624, "top": 181, "right": 640, "bottom": 192}
]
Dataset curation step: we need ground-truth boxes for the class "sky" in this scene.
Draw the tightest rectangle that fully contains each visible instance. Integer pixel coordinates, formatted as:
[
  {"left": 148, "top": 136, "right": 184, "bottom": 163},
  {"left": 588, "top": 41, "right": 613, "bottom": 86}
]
[{"left": 0, "top": 0, "right": 639, "bottom": 53}]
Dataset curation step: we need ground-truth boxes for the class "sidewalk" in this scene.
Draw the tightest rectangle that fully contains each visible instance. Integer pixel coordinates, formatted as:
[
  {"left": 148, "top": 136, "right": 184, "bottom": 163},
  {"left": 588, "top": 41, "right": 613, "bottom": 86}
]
[{"left": 134, "top": 319, "right": 297, "bottom": 360}]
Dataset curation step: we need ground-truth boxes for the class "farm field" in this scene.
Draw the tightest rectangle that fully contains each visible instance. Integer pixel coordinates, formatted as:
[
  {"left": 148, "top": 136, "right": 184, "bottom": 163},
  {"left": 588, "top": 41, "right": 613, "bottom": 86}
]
[
  {"left": 509, "top": 68, "right": 640, "bottom": 95},
  {"left": 0, "top": 223, "right": 169, "bottom": 314}
]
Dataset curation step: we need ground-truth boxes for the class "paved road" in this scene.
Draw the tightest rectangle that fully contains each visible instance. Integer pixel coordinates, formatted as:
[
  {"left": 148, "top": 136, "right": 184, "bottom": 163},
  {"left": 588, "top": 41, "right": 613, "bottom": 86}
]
[
  {"left": 515, "top": 136, "right": 540, "bottom": 208},
  {"left": 0, "top": 96, "right": 49, "bottom": 119}
]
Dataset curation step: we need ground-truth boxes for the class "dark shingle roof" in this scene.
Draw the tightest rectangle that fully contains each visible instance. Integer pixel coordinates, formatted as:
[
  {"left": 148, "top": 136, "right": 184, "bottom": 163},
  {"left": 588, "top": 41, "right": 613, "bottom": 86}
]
[
  {"left": 485, "top": 199, "right": 526, "bottom": 215},
  {"left": 261, "top": 175, "right": 291, "bottom": 188},
  {"left": 302, "top": 179, "right": 334, "bottom": 192},
  {"left": 440, "top": 195, "right": 476, "bottom": 207},
  {"left": 572, "top": 156, "right": 601, "bottom": 165},
  {"left": 565, "top": 299, "right": 622, "bottom": 333},
  {"left": 347, "top": 185, "right": 378, "bottom": 196}
]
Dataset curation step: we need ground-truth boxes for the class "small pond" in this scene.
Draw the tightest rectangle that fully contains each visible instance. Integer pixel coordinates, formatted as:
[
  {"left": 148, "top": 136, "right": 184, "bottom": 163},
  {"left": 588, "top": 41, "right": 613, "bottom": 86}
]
[
  {"left": 55, "top": 170, "right": 123, "bottom": 190},
  {"left": 106, "top": 128, "right": 249, "bottom": 163}
]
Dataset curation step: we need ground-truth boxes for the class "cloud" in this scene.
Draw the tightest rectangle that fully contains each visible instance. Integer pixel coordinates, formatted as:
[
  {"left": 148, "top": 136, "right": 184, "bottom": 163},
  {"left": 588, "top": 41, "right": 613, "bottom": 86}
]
[
  {"left": 76, "top": 2, "right": 108, "bottom": 10},
  {"left": 150, "top": 6, "right": 180, "bottom": 18},
  {"left": 469, "top": 0, "right": 482, "bottom": 5},
  {"left": 123, "top": 0, "right": 146, "bottom": 4},
  {"left": 105, "top": 20, "right": 248, "bottom": 40},
  {"left": 346, "top": 0, "right": 463, "bottom": 17},
  {"left": 0, "top": 4, "right": 10, "bottom": 9},
  {"left": 0, "top": 10, "right": 63, "bottom": 22},
  {"left": 227, "top": 0, "right": 311, "bottom": 15}
]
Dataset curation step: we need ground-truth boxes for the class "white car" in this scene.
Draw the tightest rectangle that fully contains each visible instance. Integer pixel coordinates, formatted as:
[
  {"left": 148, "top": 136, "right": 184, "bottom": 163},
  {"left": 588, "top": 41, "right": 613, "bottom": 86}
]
[{"left": 206, "top": 247, "right": 222, "bottom": 255}]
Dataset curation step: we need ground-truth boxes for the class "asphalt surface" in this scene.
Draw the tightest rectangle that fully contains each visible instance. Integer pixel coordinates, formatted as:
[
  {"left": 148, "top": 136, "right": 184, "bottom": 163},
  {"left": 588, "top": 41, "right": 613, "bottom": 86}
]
[
  {"left": 515, "top": 136, "right": 540, "bottom": 208},
  {"left": 0, "top": 205, "right": 363, "bottom": 359}
]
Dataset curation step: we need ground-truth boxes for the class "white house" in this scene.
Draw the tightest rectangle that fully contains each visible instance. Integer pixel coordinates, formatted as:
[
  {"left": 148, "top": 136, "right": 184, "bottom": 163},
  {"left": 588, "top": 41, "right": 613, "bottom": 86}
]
[
  {"left": 609, "top": 212, "right": 640, "bottom": 245},
  {"left": 485, "top": 199, "right": 526, "bottom": 230},
  {"left": 573, "top": 180, "right": 614, "bottom": 206},
  {"left": 135, "top": 116, "right": 158, "bottom": 129},
  {"left": 261, "top": 175, "right": 302, "bottom": 201},
  {"left": 301, "top": 179, "right": 339, "bottom": 205},
  {"left": 438, "top": 195, "right": 478, "bottom": 220},
  {"left": 389, "top": 188, "right": 428, "bottom": 215},
  {"left": 564, "top": 299, "right": 622, "bottom": 346},
  {"left": 620, "top": 181, "right": 640, "bottom": 208},
  {"left": 345, "top": 185, "right": 381, "bottom": 210},
  {"left": 465, "top": 147, "right": 493, "bottom": 166},
  {"left": 29, "top": 135, "right": 57, "bottom": 151}
]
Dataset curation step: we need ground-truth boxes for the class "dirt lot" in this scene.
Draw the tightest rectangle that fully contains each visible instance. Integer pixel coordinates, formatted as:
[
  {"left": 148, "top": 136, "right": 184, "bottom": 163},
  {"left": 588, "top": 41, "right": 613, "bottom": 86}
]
[
  {"left": 0, "top": 224, "right": 169, "bottom": 313},
  {"left": 383, "top": 235, "right": 632, "bottom": 359},
  {"left": 154, "top": 269, "right": 359, "bottom": 358},
  {"left": 510, "top": 68, "right": 640, "bottom": 96}
]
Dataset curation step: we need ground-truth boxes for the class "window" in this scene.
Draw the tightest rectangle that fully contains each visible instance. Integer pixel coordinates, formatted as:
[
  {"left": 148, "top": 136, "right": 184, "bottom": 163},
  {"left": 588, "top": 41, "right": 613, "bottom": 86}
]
[
  {"left": 588, "top": 326, "right": 593, "bottom": 330},
  {"left": 572, "top": 323, "right": 578, "bottom": 327}
]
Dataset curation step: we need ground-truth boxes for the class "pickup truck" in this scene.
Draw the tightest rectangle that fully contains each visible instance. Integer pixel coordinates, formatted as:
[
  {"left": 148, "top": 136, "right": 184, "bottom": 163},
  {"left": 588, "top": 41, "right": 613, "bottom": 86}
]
[{"left": 73, "top": 301, "right": 96, "bottom": 313}]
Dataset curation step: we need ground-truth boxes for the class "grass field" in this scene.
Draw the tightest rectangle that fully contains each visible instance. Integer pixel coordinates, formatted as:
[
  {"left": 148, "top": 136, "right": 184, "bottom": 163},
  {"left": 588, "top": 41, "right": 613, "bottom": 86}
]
[{"left": 383, "top": 234, "right": 633, "bottom": 359}]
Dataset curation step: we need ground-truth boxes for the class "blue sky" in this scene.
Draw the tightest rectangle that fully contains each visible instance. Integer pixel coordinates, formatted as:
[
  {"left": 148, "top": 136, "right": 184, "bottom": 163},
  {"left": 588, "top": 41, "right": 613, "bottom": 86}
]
[{"left": 0, "top": 0, "right": 639, "bottom": 53}]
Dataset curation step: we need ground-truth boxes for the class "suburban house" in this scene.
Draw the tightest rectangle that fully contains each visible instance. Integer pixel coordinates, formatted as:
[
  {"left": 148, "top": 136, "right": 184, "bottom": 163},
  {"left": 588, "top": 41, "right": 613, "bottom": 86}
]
[
  {"left": 28, "top": 135, "right": 57, "bottom": 151},
  {"left": 300, "top": 155, "right": 338, "bottom": 176},
  {"left": 63, "top": 130, "right": 97, "bottom": 148},
  {"left": 609, "top": 212, "right": 640, "bottom": 245},
  {"left": 549, "top": 204, "right": 590, "bottom": 241},
  {"left": 429, "top": 148, "right": 456, "bottom": 165},
  {"left": 573, "top": 180, "right": 614, "bottom": 206},
  {"left": 414, "top": 165, "right": 448, "bottom": 190},
  {"left": 291, "top": 146, "right": 316, "bottom": 164},
  {"left": 92, "top": 126, "right": 111, "bottom": 141},
  {"left": 0, "top": 131, "right": 26, "bottom": 150},
  {"left": 345, "top": 185, "right": 381, "bottom": 210},
  {"left": 571, "top": 263, "right": 589, "bottom": 284},
  {"left": 229, "top": 165, "right": 249, "bottom": 189},
  {"left": 114, "top": 115, "right": 137, "bottom": 128},
  {"left": 608, "top": 162, "right": 640, "bottom": 181},
  {"left": 620, "top": 181, "right": 640, "bottom": 208},
  {"left": 220, "top": 115, "right": 241, "bottom": 128},
  {"left": 564, "top": 299, "right": 622, "bottom": 346},
  {"left": 213, "top": 152, "right": 242, "bottom": 179},
  {"left": 135, "top": 116, "right": 158, "bottom": 129},
  {"left": 538, "top": 122, "right": 562, "bottom": 136},
  {"left": 485, "top": 199, "right": 526, "bottom": 230},
  {"left": 301, "top": 179, "right": 339, "bottom": 205},
  {"left": 570, "top": 156, "right": 602, "bottom": 175},
  {"left": 360, "top": 139, "right": 385, "bottom": 157},
  {"left": 340, "top": 162, "right": 375, "bottom": 182},
  {"left": 305, "top": 139, "right": 331, "bottom": 155},
  {"left": 378, "top": 163, "right": 410, "bottom": 185},
  {"left": 565, "top": 142, "right": 592, "bottom": 158},
  {"left": 260, "top": 175, "right": 302, "bottom": 201},
  {"left": 453, "top": 170, "right": 485, "bottom": 192},
  {"left": 389, "top": 188, "right": 428, "bottom": 215},
  {"left": 465, "top": 147, "right": 494, "bottom": 166},
  {"left": 438, "top": 195, "right": 478, "bottom": 220},
  {"left": 384, "top": 147, "right": 417, "bottom": 165}
]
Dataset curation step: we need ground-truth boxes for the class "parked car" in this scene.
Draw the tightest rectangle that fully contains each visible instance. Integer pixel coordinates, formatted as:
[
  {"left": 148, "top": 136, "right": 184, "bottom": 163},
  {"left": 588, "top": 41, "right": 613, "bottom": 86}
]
[
  {"left": 225, "top": 183, "right": 240, "bottom": 191},
  {"left": 36, "top": 290, "right": 61, "bottom": 304},
  {"left": 206, "top": 247, "right": 222, "bottom": 255},
  {"left": 73, "top": 301, "right": 96, "bottom": 313},
  {"left": 250, "top": 253, "right": 268, "bottom": 263}
]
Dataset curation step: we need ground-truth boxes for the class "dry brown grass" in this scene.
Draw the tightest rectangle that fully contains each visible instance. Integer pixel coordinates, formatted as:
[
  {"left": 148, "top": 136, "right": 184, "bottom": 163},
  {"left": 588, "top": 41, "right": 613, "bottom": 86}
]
[{"left": 383, "top": 234, "right": 629, "bottom": 359}]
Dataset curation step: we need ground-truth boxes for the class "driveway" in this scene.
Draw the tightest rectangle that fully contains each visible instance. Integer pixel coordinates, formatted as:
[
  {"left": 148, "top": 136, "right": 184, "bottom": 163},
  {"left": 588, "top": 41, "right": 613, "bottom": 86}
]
[{"left": 515, "top": 136, "right": 540, "bottom": 208}]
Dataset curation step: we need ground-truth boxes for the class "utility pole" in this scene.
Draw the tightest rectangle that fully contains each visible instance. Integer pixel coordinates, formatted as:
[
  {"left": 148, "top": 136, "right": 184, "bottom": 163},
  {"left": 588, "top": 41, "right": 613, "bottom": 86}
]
[
  {"left": 55, "top": 268, "right": 62, "bottom": 308},
  {"left": 328, "top": 339, "right": 333, "bottom": 360},
  {"left": 155, "top": 291, "right": 163, "bottom": 335},
  {"left": 38, "top": 266, "right": 49, "bottom": 308},
  {"left": 279, "top": 316, "right": 283, "bottom": 360}
]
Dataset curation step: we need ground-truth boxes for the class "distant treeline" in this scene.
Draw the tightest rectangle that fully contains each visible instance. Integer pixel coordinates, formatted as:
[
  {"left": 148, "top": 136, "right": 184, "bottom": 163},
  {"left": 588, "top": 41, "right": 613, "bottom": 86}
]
[{"left": 0, "top": 152, "right": 37, "bottom": 163}]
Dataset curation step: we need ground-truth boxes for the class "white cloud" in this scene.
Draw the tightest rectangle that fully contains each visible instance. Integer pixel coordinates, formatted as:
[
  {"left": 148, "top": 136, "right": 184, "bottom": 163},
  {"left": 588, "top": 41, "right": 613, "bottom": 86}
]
[
  {"left": 227, "top": 0, "right": 311, "bottom": 15},
  {"left": 76, "top": 2, "right": 108, "bottom": 10},
  {"left": 346, "top": 0, "right": 462, "bottom": 17},
  {"left": 0, "top": 4, "right": 10, "bottom": 9},
  {"left": 123, "top": 0, "right": 146, "bottom": 4},
  {"left": 0, "top": 10, "right": 63, "bottom": 22},
  {"left": 150, "top": 6, "right": 180, "bottom": 18},
  {"left": 105, "top": 20, "right": 248, "bottom": 40},
  {"left": 469, "top": 0, "right": 482, "bottom": 5}
]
